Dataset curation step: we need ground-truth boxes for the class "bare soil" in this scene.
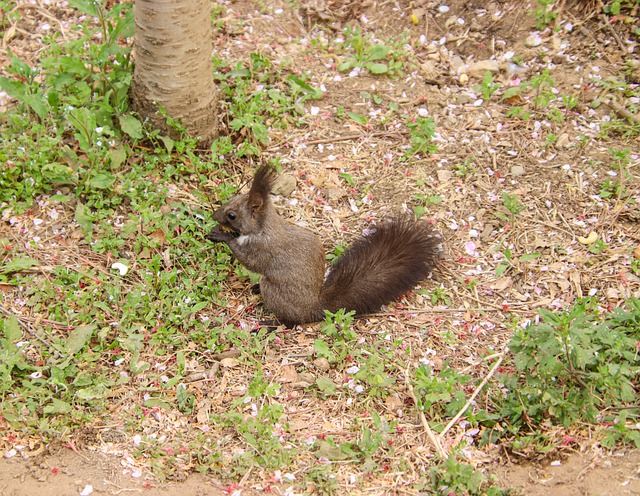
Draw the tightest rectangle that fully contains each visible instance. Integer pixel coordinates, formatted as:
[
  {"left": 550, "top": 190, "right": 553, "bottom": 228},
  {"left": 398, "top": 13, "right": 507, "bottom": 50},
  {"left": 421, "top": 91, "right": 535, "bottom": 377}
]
[{"left": 1, "top": 0, "right": 639, "bottom": 494}]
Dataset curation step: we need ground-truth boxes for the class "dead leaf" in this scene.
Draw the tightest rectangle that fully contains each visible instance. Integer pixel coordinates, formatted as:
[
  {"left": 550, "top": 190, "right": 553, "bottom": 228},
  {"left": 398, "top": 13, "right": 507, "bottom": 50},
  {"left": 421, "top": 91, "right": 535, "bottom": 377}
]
[
  {"left": 220, "top": 357, "right": 239, "bottom": 368},
  {"left": 385, "top": 395, "right": 403, "bottom": 411},
  {"left": 278, "top": 365, "right": 300, "bottom": 383},
  {"left": 491, "top": 277, "right": 513, "bottom": 291},
  {"left": 578, "top": 231, "right": 598, "bottom": 245}
]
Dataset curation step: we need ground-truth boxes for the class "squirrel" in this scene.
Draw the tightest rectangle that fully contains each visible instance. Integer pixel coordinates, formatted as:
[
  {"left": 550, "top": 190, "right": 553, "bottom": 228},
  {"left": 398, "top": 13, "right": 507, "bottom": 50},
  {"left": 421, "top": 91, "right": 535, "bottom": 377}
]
[{"left": 205, "top": 166, "right": 441, "bottom": 325}]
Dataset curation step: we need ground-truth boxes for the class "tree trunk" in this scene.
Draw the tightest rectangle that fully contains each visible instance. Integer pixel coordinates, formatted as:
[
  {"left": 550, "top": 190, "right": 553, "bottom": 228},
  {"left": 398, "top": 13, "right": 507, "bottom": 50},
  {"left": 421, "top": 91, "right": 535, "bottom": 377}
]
[{"left": 130, "top": 0, "right": 218, "bottom": 145}]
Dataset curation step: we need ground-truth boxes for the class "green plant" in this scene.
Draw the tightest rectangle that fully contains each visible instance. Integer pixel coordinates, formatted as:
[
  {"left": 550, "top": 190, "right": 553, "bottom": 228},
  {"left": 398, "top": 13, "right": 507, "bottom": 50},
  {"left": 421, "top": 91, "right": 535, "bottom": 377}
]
[
  {"left": 498, "top": 297, "right": 640, "bottom": 446},
  {"left": 531, "top": 0, "right": 559, "bottom": 29},
  {"left": 476, "top": 71, "right": 502, "bottom": 101},
  {"left": 495, "top": 247, "right": 541, "bottom": 277},
  {"left": 428, "top": 455, "right": 514, "bottom": 495},
  {"left": 588, "top": 238, "right": 608, "bottom": 255},
  {"left": 424, "top": 285, "right": 452, "bottom": 306},
  {"left": 412, "top": 363, "right": 470, "bottom": 420},
  {"left": 453, "top": 159, "right": 477, "bottom": 177},
  {"left": 405, "top": 116, "right": 437, "bottom": 158},
  {"left": 495, "top": 192, "right": 526, "bottom": 225},
  {"left": 337, "top": 26, "right": 407, "bottom": 76}
]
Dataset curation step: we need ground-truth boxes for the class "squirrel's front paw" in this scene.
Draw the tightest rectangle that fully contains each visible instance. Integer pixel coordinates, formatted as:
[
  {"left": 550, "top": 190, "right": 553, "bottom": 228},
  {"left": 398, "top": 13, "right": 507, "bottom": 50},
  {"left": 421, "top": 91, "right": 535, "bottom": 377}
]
[{"left": 205, "top": 228, "right": 233, "bottom": 242}]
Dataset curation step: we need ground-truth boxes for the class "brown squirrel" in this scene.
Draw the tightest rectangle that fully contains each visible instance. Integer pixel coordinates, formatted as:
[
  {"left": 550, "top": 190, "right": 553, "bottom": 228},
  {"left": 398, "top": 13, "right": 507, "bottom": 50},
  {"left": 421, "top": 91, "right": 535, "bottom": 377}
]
[{"left": 206, "top": 166, "right": 441, "bottom": 325}]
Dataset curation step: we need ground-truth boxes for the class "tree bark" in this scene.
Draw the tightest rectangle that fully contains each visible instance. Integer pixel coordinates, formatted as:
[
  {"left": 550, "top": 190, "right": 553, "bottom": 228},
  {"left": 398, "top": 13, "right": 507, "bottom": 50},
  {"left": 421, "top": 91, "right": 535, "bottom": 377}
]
[{"left": 130, "top": 0, "right": 218, "bottom": 145}]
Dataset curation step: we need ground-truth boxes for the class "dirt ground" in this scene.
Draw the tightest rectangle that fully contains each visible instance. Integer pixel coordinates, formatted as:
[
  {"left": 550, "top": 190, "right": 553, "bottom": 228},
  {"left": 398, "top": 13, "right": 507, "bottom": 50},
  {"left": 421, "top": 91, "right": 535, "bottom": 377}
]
[
  {"left": 1, "top": 0, "right": 639, "bottom": 494},
  {"left": 2, "top": 448, "right": 640, "bottom": 495}
]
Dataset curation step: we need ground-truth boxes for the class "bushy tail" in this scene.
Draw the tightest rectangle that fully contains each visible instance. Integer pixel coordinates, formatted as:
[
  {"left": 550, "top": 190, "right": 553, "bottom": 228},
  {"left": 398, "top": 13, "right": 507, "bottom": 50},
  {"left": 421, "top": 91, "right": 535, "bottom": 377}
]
[{"left": 320, "top": 218, "right": 441, "bottom": 316}]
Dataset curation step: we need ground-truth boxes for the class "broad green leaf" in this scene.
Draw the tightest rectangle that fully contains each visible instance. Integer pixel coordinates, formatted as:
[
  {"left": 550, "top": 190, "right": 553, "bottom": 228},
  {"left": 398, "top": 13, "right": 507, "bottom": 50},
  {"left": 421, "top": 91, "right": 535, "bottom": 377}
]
[
  {"left": 347, "top": 112, "right": 367, "bottom": 125},
  {"left": 108, "top": 145, "right": 127, "bottom": 168},
  {"left": 66, "top": 0, "right": 99, "bottom": 17},
  {"left": 366, "top": 62, "right": 388, "bottom": 74},
  {"left": 160, "top": 135, "right": 174, "bottom": 154},
  {"left": 119, "top": 114, "right": 143, "bottom": 140},
  {"left": 1, "top": 257, "right": 38, "bottom": 274},
  {"left": 89, "top": 172, "right": 116, "bottom": 189},
  {"left": 143, "top": 398, "right": 172, "bottom": 410},
  {"left": 316, "top": 376, "right": 337, "bottom": 394},
  {"left": 338, "top": 59, "right": 355, "bottom": 72},
  {"left": 314, "top": 440, "right": 350, "bottom": 460},
  {"left": 75, "top": 383, "right": 108, "bottom": 400},
  {"left": 3, "top": 314, "right": 21, "bottom": 342},
  {"left": 75, "top": 202, "right": 93, "bottom": 232},
  {"left": 0, "top": 77, "right": 26, "bottom": 100},
  {"left": 64, "top": 324, "right": 96, "bottom": 355},
  {"left": 367, "top": 45, "right": 390, "bottom": 61},
  {"left": 502, "top": 86, "right": 522, "bottom": 100},
  {"left": 518, "top": 252, "right": 541, "bottom": 263},
  {"left": 43, "top": 398, "right": 73, "bottom": 414},
  {"left": 23, "top": 93, "right": 48, "bottom": 120}
]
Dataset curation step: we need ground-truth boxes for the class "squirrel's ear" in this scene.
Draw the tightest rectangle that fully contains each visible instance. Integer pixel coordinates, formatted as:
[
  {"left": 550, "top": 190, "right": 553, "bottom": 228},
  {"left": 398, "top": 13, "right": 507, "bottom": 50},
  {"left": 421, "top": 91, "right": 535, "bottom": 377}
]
[
  {"left": 247, "top": 166, "right": 274, "bottom": 212},
  {"left": 248, "top": 193, "right": 264, "bottom": 212}
]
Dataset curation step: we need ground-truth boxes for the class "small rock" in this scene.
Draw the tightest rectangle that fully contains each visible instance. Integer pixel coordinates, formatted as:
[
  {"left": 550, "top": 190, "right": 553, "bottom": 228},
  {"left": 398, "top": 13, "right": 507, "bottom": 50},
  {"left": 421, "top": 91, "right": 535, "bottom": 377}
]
[
  {"left": 450, "top": 55, "right": 465, "bottom": 74},
  {"left": 525, "top": 33, "right": 543, "bottom": 47},
  {"left": 437, "top": 170, "right": 453, "bottom": 183},
  {"left": 313, "top": 357, "right": 331, "bottom": 372},
  {"left": 420, "top": 60, "right": 439, "bottom": 80},
  {"left": 467, "top": 59, "right": 500, "bottom": 77},
  {"left": 556, "top": 133, "right": 570, "bottom": 148},
  {"left": 511, "top": 165, "right": 526, "bottom": 177},
  {"left": 272, "top": 174, "right": 297, "bottom": 196},
  {"left": 459, "top": 73, "right": 469, "bottom": 84}
]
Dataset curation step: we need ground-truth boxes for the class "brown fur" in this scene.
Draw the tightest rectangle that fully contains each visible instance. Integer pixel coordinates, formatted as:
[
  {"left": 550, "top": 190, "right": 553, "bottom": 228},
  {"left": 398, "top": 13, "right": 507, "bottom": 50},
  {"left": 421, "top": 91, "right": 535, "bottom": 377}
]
[{"left": 206, "top": 166, "right": 441, "bottom": 325}]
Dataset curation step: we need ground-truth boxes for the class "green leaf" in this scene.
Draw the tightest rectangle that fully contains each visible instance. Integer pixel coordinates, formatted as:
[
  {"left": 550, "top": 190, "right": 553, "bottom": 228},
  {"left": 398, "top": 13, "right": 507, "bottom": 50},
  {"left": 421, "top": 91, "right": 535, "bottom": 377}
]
[
  {"left": 66, "top": 0, "right": 99, "bottom": 17},
  {"left": 518, "top": 252, "right": 541, "bottom": 263},
  {"left": 287, "top": 75, "right": 322, "bottom": 97},
  {"left": 64, "top": 324, "right": 97, "bottom": 356},
  {"left": 347, "top": 112, "right": 367, "bottom": 125},
  {"left": 75, "top": 383, "right": 108, "bottom": 400},
  {"left": 367, "top": 45, "right": 390, "bottom": 61},
  {"left": 43, "top": 398, "right": 73, "bottom": 415},
  {"left": 366, "top": 63, "right": 389, "bottom": 74},
  {"left": 338, "top": 59, "right": 355, "bottom": 72},
  {"left": 314, "top": 440, "right": 351, "bottom": 460},
  {"left": 502, "top": 86, "right": 523, "bottom": 100},
  {"left": 3, "top": 314, "right": 22, "bottom": 342},
  {"left": 108, "top": 145, "right": 127, "bottom": 168},
  {"left": 1, "top": 257, "right": 38, "bottom": 274},
  {"left": 23, "top": 94, "right": 48, "bottom": 120},
  {"left": 119, "top": 114, "right": 143, "bottom": 140},
  {"left": 75, "top": 202, "right": 93, "bottom": 232},
  {"left": 314, "top": 339, "right": 332, "bottom": 359},
  {"left": 160, "top": 135, "right": 174, "bottom": 154},
  {"left": 316, "top": 376, "right": 337, "bottom": 394},
  {"left": 495, "top": 263, "right": 509, "bottom": 277},
  {"left": 0, "top": 77, "right": 27, "bottom": 100},
  {"left": 88, "top": 172, "right": 116, "bottom": 189}
]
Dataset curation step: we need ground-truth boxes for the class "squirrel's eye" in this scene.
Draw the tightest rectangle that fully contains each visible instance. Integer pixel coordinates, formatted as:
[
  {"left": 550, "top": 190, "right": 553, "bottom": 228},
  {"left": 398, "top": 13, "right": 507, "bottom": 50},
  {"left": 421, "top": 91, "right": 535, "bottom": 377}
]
[{"left": 227, "top": 212, "right": 236, "bottom": 221}]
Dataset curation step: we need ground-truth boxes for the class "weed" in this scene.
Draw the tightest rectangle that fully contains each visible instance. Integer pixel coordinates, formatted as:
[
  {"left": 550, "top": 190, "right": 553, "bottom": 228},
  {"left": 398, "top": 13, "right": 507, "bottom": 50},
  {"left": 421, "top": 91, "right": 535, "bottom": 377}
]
[
  {"left": 428, "top": 455, "right": 514, "bottom": 495},
  {"left": 423, "top": 285, "right": 452, "bottom": 306},
  {"left": 495, "top": 192, "right": 526, "bottom": 225},
  {"left": 495, "top": 247, "right": 541, "bottom": 277},
  {"left": 476, "top": 71, "right": 502, "bottom": 102},
  {"left": 531, "top": 0, "right": 559, "bottom": 29},
  {"left": 337, "top": 26, "right": 407, "bottom": 76},
  {"left": 453, "top": 159, "right": 477, "bottom": 177},
  {"left": 498, "top": 297, "right": 640, "bottom": 444},
  {"left": 405, "top": 116, "right": 437, "bottom": 158},
  {"left": 412, "top": 363, "right": 470, "bottom": 420}
]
